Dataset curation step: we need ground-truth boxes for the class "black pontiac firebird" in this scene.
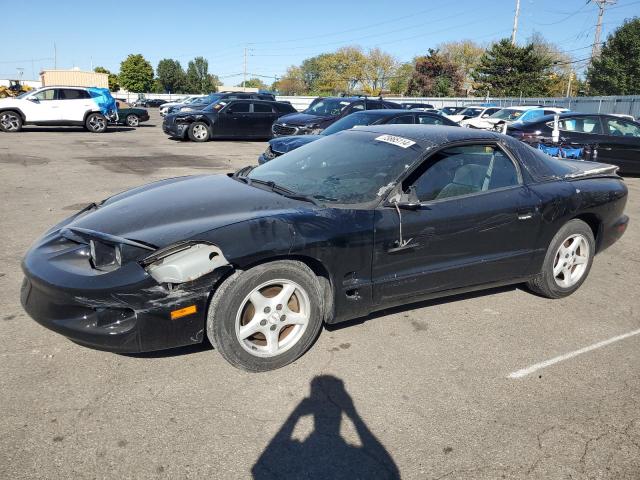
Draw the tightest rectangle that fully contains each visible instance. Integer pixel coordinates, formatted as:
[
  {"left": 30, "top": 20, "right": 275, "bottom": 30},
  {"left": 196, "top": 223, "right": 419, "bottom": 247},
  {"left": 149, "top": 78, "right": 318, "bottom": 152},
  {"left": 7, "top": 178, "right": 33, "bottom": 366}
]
[{"left": 21, "top": 125, "right": 629, "bottom": 371}]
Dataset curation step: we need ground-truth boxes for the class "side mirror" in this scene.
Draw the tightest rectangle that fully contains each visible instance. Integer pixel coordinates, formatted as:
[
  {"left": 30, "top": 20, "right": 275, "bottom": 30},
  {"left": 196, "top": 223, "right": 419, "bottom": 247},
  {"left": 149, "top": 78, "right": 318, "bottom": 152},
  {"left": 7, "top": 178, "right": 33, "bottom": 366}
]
[
  {"left": 225, "top": 107, "right": 233, "bottom": 114},
  {"left": 481, "top": 114, "right": 489, "bottom": 118},
  {"left": 28, "top": 97, "right": 39, "bottom": 103},
  {"left": 388, "top": 186, "right": 421, "bottom": 210}
]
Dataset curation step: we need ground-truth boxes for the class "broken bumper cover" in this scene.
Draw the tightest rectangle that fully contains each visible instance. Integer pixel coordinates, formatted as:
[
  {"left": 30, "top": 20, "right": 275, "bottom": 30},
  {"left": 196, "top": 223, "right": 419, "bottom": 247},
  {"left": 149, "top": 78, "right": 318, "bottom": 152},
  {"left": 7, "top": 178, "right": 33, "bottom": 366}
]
[
  {"left": 162, "top": 121, "right": 188, "bottom": 138},
  {"left": 20, "top": 241, "right": 216, "bottom": 353}
]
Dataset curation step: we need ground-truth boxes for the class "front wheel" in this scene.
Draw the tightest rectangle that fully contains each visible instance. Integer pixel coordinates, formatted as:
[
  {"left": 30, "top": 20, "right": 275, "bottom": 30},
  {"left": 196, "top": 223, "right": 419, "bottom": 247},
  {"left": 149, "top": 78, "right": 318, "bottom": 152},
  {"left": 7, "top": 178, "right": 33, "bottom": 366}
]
[
  {"left": 207, "top": 261, "right": 324, "bottom": 372},
  {"left": 125, "top": 114, "right": 139, "bottom": 127},
  {"left": 527, "top": 219, "right": 595, "bottom": 298},
  {"left": 0, "top": 110, "right": 23, "bottom": 132},
  {"left": 188, "top": 121, "right": 210, "bottom": 142},
  {"left": 85, "top": 112, "right": 107, "bottom": 133}
]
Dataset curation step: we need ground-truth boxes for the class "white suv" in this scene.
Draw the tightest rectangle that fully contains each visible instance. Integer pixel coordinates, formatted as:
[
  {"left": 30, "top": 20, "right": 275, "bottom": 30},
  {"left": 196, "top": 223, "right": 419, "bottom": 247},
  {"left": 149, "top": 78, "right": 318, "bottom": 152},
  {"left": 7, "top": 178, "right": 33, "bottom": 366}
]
[{"left": 0, "top": 86, "right": 115, "bottom": 133}]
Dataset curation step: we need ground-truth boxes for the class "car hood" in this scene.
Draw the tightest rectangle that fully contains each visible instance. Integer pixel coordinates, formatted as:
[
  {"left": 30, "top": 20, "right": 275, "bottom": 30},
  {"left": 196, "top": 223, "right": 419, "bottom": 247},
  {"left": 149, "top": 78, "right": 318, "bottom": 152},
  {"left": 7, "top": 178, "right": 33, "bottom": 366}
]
[
  {"left": 275, "top": 112, "right": 335, "bottom": 127},
  {"left": 269, "top": 135, "right": 323, "bottom": 153},
  {"left": 61, "top": 175, "right": 309, "bottom": 248}
]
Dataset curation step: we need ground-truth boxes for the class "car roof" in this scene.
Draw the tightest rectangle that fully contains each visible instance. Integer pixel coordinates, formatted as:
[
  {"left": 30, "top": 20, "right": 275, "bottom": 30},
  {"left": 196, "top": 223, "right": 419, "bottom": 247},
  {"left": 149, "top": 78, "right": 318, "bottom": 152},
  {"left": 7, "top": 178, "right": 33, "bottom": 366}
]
[
  {"left": 534, "top": 111, "right": 640, "bottom": 124},
  {"left": 351, "top": 124, "right": 499, "bottom": 147}
]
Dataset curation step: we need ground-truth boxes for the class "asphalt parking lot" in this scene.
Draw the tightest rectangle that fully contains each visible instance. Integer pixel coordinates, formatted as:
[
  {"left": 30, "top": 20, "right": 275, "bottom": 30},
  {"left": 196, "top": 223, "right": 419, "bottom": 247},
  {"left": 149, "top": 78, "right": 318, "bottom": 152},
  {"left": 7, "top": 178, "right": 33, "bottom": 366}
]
[{"left": 1, "top": 109, "right": 639, "bottom": 479}]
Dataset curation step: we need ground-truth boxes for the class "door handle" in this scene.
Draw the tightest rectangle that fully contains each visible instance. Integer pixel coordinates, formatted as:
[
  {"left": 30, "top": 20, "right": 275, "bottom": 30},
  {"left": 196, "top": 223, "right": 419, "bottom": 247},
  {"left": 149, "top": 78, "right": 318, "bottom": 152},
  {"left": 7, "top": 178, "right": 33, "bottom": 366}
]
[{"left": 517, "top": 209, "right": 534, "bottom": 220}]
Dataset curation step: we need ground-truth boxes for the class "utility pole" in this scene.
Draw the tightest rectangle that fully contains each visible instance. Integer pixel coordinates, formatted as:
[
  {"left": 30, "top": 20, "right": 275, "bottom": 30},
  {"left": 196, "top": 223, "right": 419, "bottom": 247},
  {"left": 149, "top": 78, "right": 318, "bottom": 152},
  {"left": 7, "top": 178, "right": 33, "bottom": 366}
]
[
  {"left": 590, "top": 0, "right": 616, "bottom": 61},
  {"left": 53, "top": 42, "right": 57, "bottom": 70},
  {"left": 566, "top": 71, "right": 573, "bottom": 97},
  {"left": 511, "top": 0, "right": 521, "bottom": 45},
  {"left": 243, "top": 47, "right": 248, "bottom": 90}
]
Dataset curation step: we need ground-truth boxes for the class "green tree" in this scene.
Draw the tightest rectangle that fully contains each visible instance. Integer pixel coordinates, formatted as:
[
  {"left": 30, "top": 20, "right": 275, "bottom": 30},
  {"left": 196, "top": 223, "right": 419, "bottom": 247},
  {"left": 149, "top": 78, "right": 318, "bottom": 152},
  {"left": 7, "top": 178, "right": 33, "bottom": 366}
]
[
  {"left": 438, "top": 40, "right": 485, "bottom": 94},
  {"left": 93, "top": 66, "right": 119, "bottom": 91},
  {"left": 407, "top": 49, "right": 464, "bottom": 97},
  {"left": 186, "top": 57, "right": 217, "bottom": 94},
  {"left": 156, "top": 59, "right": 186, "bottom": 93},
  {"left": 118, "top": 54, "right": 154, "bottom": 93},
  {"left": 273, "top": 66, "right": 307, "bottom": 95},
  {"left": 472, "top": 39, "right": 553, "bottom": 96},
  {"left": 361, "top": 48, "right": 398, "bottom": 94},
  {"left": 239, "top": 77, "right": 267, "bottom": 89},
  {"left": 586, "top": 18, "right": 640, "bottom": 95},
  {"left": 387, "top": 61, "right": 414, "bottom": 95}
]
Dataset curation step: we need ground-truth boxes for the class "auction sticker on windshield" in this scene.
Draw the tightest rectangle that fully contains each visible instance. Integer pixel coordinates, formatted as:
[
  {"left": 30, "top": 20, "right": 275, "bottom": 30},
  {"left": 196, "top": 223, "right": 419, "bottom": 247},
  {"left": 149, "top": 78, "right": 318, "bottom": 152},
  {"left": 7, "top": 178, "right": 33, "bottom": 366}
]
[{"left": 375, "top": 134, "right": 416, "bottom": 148}]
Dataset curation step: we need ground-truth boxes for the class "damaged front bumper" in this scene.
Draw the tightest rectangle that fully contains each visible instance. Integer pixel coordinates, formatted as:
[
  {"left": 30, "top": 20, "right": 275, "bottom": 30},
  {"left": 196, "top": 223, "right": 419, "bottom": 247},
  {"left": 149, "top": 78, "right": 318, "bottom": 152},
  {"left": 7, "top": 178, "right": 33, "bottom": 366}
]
[
  {"left": 20, "top": 230, "right": 225, "bottom": 353},
  {"left": 162, "top": 120, "right": 188, "bottom": 139}
]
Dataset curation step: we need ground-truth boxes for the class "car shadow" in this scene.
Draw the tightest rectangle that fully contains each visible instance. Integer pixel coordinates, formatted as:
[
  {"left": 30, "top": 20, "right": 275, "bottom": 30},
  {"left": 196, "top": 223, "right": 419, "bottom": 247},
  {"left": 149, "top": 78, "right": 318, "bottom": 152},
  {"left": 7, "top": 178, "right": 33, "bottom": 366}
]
[
  {"left": 18, "top": 126, "right": 136, "bottom": 133},
  {"left": 252, "top": 375, "right": 400, "bottom": 480},
  {"left": 120, "top": 340, "right": 213, "bottom": 359}
]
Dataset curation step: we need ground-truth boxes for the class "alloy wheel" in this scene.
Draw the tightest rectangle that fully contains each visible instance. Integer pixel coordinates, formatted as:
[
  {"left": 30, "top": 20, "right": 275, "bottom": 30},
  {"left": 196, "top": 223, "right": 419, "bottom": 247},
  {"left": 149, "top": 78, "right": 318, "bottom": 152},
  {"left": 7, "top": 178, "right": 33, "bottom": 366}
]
[
  {"left": 88, "top": 114, "right": 106, "bottom": 132},
  {"left": 0, "top": 112, "right": 20, "bottom": 131},
  {"left": 126, "top": 115, "right": 139, "bottom": 127},
  {"left": 235, "top": 279, "right": 311, "bottom": 358},
  {"left": 192, "top": 124, "right": 208, "bottom": 140},
  {"left": 553, "top": 234, "right": 590, "bottom": 288}
]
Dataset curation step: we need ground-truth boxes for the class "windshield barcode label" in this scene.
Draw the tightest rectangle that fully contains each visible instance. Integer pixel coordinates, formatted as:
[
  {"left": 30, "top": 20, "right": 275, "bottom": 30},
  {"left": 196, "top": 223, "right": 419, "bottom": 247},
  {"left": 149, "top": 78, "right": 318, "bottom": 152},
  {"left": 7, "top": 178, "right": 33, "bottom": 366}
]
[{"left": 375, "top": 134, "right": 416, "bottom": 148}]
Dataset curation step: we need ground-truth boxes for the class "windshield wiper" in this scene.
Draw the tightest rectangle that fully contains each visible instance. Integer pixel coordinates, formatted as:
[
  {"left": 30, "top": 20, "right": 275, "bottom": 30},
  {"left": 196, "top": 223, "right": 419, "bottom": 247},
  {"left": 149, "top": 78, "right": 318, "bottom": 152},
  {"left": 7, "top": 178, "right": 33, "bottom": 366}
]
[{"left": 241, "top": 178, "right": 320, "bottom": 206}]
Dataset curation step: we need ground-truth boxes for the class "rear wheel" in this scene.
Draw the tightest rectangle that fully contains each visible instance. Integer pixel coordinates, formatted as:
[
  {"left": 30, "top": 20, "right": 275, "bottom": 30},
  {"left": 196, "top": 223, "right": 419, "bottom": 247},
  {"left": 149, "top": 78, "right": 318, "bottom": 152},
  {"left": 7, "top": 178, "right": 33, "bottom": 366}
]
[
  {"left": 527, "top": 219, "right": 595, "bottom": 298},
  {"left": 0, "top": 110, "right": 23, "bottom": 132},
  {"left": 207, "top": 261, "right": 324, "bottom": 372},
  {"left": 125, "top": 114, "right": 139, "bottom": 127},
  {"left": 188, "top": 121, "right": 210, "bottom": 142},
  {"left": 85, "top": 112, "right": 107, "bottom": 133}
]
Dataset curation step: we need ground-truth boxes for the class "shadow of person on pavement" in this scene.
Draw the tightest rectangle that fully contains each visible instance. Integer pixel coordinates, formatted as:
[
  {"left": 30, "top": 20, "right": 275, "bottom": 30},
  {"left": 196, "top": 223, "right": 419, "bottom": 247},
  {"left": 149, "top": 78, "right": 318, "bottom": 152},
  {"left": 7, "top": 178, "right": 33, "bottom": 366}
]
[{"left": 252, "top": 375, "right": 400, "bottom": 480}]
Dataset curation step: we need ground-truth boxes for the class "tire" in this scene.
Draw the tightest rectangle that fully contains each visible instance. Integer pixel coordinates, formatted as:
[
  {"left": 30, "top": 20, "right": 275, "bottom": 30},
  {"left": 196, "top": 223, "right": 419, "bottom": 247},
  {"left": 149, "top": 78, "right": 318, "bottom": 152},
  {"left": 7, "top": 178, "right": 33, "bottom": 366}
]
[
  {"left": 527, "top": 219, "right": 595, "bottom": 299},
  {"left": 85, "top": 112, "right": 107, "bottom": 133},
  {"left": 125, "top": 114, "right": 139, "bottom": 127},
  {"left": 188, "top": 121, "right": 211, "bottom": 142},
  {"left": 207, "top": 260, "right": 324, "bottom": 372},
  {"left": 0, "top": 110, "right": 23, "bottom": 132}
]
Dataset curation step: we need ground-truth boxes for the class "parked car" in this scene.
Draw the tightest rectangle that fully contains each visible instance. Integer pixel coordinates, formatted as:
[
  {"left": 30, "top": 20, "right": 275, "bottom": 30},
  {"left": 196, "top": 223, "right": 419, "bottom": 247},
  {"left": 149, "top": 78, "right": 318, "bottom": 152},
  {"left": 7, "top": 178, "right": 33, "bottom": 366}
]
[
  {"left": 440, "top": 106, "right": 466, "bottom": 116},
  {"left": 507, "top": 112, "right": 640, "bottom": 174},
  {"left": 113, "top": 101, "right": 150, "bottom": 127},
  {"left": 165, "top": 92, "right": 277, "bottom": 116},
  {"left": 400, "top": 102, "right": 435, "bottom": 110},
  {"left": 447, "top": 106, "right": 502, "bottom": 124},
  {"left": 163, "top": 99, "right": 296, "bottom": 141},
  {"left": 461, "top": 106, "right": 568, "bottom": 129},
  {"left": 159, "top": 96, "right": 205, "bottom": 116},
  {"left": 21, "top": 125, "right": 628, "bottom": 371},
  {"left": 0, "top": 86, "right": 116, "bottom": 133},
  {"left": 271, "top": 96, "right": 401, "bottom": 136},
  {"left": 259, "top": 109, "right": 458, "bottom": 163},
  {"left": 144, "top": 99, "right": 167, "bottom": 107}
]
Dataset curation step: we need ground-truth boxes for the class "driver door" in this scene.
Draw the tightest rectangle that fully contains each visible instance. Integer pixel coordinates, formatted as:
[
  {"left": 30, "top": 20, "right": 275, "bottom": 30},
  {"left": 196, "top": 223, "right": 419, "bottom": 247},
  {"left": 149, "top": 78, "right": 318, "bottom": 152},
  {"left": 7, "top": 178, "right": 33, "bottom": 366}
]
[
  {"left": 216, "top": 100, "right": 251, "bottom": 137},
  {"left": 372, "top": 142, "right": 542, "bottom": 304}
]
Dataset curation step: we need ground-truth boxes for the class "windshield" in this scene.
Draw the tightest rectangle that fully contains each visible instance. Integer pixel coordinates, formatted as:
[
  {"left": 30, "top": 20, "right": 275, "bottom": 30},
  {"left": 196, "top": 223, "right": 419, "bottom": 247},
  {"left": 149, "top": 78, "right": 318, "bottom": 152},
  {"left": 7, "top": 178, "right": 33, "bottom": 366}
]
[
  {"left": 320, "top": 112, "right": 387, "bottom": 136},
  {"left": 490, "top": 109, "right": 527, "bottom": 121},
  {"left": 459, "top": 107, "right": 484, "bottom": 117},
  {"left": 304, "top": 98, "right": 351, "bottom": 117},
  {"left": 247, "top": 130, "right": 421, "bottom": 204}
]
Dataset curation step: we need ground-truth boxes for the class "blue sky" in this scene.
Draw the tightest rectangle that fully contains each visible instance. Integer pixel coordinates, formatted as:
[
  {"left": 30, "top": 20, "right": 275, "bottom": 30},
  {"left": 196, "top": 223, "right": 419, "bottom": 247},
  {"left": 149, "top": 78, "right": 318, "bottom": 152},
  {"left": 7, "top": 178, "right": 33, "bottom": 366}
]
[{"left": 2, "top": 0, "right": 639, "bottom": 82}]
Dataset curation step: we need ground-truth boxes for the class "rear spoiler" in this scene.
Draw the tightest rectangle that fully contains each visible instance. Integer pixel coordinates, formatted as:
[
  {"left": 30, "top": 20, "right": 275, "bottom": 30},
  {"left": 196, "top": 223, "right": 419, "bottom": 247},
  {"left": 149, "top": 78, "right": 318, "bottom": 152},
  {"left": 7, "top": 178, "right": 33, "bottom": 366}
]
[{"left": 564, "top": 165, "right": 619, "bottom": 179}]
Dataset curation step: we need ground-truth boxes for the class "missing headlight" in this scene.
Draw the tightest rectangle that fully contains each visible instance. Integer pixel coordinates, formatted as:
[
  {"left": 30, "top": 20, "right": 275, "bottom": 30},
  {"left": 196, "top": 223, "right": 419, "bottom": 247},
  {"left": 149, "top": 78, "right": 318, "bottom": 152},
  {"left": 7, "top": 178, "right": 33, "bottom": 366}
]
[
  {"left": 144, "top": 243, "right": 230, "bottom": 284},
  {"left": 89, "top": 239, "right": 121, "bottom": 271}
]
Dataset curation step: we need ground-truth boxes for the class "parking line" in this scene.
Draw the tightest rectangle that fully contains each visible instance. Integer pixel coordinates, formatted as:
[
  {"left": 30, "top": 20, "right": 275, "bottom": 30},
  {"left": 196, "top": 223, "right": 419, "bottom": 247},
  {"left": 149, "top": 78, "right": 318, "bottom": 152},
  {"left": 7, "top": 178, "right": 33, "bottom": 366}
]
[{"left": 508, "top": 328, "right": 640, "bottom": 379}]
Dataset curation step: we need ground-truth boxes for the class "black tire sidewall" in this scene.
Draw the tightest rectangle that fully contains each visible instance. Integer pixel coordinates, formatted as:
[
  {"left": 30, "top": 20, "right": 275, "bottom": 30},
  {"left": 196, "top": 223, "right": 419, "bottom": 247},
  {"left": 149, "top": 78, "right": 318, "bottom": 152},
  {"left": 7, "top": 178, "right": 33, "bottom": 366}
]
[
  {"left": 188, "top": 122, "right": 210, "bottom": 142},
  {"left": 85, "top": 113, "right": 107, "bottom": 133},
  {"left": 539, "top": 219, "right": 595, "bottom": 298},
  {"left": 207, "top": 261, "right": 323, "bottom": 372}
]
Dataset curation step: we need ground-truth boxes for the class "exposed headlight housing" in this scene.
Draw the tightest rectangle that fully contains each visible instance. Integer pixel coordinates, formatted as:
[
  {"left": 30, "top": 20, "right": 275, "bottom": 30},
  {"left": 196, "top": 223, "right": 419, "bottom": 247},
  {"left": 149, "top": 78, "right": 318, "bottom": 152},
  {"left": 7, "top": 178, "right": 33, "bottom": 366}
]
[
  {"left": 89, "top": 239, "right": 121, "bottom": 271},
  {"left": 142, "top": 242, "right": 230, "bottom": 284},
  {"left": 263, "top": 145, "right": 276, "bottom": 160}
]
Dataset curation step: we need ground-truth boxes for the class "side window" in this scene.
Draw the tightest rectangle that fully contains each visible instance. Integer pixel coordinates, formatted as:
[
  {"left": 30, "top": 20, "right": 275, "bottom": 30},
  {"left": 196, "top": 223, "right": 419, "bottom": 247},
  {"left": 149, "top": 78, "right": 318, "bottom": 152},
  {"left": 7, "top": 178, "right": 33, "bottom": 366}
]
[
  {"left": 410, "top": 145, "right": 520, "bottom": 202},
  {"left": 605, "top": 118, "right": 640, "bottom": 137},
  {"left": 485, "top": 108, "right": 501, "bottom": 116},
  {"left": 33, "top": 89, "right": 56, "bottom": 101},
  {"left": 348, "top": 102, "right": 364, "bottom": 113},
  {"left": 59, "top": 89, "right": 90, "bottom": 100},
  {"left": 252, "top": 103, "right": 274, "bottom": 113},
  {"left": 523, "top": 110, "right": 544, "bottom": 122},
  {"left": 557, "top": 116, "right": 602, "bottom": 134},
  {"left": 365, "top": 101, "right": 383, "bottom": 110},
  {"left": 387, "top": 115, "right": 414, "bottom": 125},
  {"left": 417, "top": 115, "right": 444, "bottom": 125},
  {"left": 227, "top": 101, "right": 250, "bottom": 113}
]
